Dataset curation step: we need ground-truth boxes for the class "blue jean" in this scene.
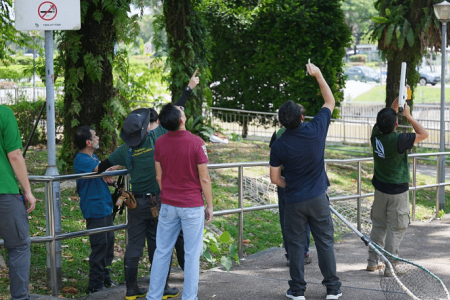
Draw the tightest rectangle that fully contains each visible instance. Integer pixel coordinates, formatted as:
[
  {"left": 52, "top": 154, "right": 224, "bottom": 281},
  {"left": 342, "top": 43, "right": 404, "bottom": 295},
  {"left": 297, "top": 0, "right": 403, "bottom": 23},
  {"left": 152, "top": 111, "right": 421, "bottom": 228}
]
[
  {"left": 0, "top": 194, "right": 31, "bottom": 300},
  {"left": 284, "top": 193, "right": 341, "bottom": 293},
  {"left": 146, "top": 204, "right": 204, "bottom": 300},
  {"left": 278, "top": 187, "right": 310, "bottom": 258}
]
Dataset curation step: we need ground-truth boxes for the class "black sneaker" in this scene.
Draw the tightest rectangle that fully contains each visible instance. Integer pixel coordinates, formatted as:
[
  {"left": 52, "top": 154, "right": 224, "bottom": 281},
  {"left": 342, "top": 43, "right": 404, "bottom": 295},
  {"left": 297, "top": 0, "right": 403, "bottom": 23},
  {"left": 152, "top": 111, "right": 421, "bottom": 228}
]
[
  {"left": 326, "top": 289, "right": 342, "bottom": 300},
  {"left": 163, "top": 286, "right": 179, "bottom": 299},
  {"left": 104, "top": 278, "right": 118, "bottom": 288},
  {"left": 285, "top": 288, "right": 305, "bottom": 300}
]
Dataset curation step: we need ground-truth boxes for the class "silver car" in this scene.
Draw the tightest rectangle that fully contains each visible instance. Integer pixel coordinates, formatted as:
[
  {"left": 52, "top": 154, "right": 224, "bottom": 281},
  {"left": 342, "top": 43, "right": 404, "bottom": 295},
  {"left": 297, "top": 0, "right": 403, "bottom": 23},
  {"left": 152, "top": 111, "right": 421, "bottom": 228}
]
[
  {"left": 345, "top": 66, "right": 380, "bottom": 83},
  {"left": 419, "top": 69, "right": 440, "bottom": 86}
]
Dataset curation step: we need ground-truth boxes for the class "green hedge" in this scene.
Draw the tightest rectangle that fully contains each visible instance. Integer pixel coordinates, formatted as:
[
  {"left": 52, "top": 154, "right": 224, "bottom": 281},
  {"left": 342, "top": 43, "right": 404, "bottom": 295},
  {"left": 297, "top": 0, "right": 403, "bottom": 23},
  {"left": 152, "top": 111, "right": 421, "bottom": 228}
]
[
  {"left": 6, "top": 98, "right": 64, "bottom": 146},
  {"left": 349, "top": 54, "right": 367, "bottom": 63}
]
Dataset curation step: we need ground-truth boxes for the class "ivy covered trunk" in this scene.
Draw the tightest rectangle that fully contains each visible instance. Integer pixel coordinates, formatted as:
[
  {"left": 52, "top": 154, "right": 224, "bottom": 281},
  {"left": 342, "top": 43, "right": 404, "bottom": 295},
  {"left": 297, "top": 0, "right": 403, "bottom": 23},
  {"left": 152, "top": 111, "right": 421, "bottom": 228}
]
[
  {"left": 59, "top": 0, "right": 132, "bottom": 168},
  {"left": 163, "top": 0, "right": 209, "bottom": 119},
  {"left": 372, "top": 0, "right": 446, "bottom": 126}
]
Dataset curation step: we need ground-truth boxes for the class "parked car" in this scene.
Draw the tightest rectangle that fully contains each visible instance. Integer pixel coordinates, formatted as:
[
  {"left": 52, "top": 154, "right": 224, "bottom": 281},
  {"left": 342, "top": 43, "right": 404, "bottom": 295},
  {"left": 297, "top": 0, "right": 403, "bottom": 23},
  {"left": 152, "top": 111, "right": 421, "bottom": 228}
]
[
  {"left": 418, "top": 69, "right": 440, "bottom": 86},
  {"left": 345, "top": 66, "right": 380, "bottom": 83}
]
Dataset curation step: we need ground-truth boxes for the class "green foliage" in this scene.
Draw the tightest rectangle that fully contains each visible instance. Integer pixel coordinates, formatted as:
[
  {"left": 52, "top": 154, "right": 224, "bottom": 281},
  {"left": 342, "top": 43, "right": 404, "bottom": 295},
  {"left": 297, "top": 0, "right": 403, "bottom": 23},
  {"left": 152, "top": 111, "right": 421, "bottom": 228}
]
[
  {"left": 6, "top": 98, "right": 64, "bottom": 146},
  {"left": 0, "top": 1, "right": 34, "bottom": 65},
  {"left": 58, "top": 0, "right": 141, "bottom": 167},
  {"left": 349, "top": 54, "right": 368, "bottom": 63},
  {"left": 0, "top": 66, "right": 24, "bottom": 82},
  {"left": 202, "top": 230, "right": 239, "bottom": 272},
  {"left": 369, "top": 0, "right": 443, "bottom": 109},
  {"left": 203, "top": 0, "right": 351, "bottom": 117},
  {"left": 342, "top": 0, "right": 377, "bottom": 45},
  {"left": 155, "top": 0, "right": 211, "bottom": 123},
  {"left": 228, "top": 133, "right": 243, "bottom": 142},
  {"left": 21, "top": 55, "right": 64, "bottom": 85}
]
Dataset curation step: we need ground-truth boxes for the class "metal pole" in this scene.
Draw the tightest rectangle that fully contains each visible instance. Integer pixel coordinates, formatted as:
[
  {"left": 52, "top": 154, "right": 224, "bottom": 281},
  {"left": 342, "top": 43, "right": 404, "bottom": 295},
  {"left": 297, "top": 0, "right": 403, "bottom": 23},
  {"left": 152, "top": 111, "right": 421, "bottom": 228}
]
[
  {"left": 33, "top": 35, "right": 36, "bottom": 102},
  {"left": 412, "top": 157, "right": 417, "bottom": 221},
  {"left": 238, "top": 166, "right": 244, "bottom": 260},
  {"left": 45, "top": 181, "right": 58, "bottom": 296},
  {"left": 438, "top": 21, "right": 447, "bottom": 214},
  {"left": 357, "top": 161, "right": 362, "bottom": 232},
  {"left": 44, "top": 30, "right": 62, "bottom": 289}
]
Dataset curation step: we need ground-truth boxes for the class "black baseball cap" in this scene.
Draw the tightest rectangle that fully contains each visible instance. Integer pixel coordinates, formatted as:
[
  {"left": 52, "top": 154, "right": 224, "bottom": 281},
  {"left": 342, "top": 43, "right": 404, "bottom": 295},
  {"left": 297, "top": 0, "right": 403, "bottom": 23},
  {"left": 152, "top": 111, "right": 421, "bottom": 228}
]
[{"left": 120, "top": 108, "right": 150, "bottom": 147}]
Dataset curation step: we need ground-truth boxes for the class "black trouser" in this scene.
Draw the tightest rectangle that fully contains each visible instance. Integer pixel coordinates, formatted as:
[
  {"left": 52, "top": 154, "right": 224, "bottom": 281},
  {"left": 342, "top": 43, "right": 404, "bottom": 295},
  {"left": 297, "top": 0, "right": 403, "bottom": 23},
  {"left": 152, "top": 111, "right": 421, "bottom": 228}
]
[
  {"left": 284, "top": 193, "right": 341, "bottom": 293},
  {"left": 125, "top": 195, "right": 185, "bottom": 269},
  {"left": 86, "top": 214, "right": 115, "bottom": 290}
]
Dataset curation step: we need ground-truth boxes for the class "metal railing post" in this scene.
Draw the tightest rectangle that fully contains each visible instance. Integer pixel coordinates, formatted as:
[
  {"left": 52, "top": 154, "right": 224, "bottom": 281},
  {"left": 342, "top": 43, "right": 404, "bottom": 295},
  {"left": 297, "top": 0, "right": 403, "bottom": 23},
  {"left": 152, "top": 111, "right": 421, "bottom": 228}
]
[
  {"left": 412, "top": 157, "right": 417, "bottom": 221},
  {"left": 46, "top": 180, "right": 58, "bottom": 297},
  {"left": 357, "top": 161, "right": 362, "bottom": 232},
  {"left": 238, "top": 166, "right": 244, "bottom": 260}
]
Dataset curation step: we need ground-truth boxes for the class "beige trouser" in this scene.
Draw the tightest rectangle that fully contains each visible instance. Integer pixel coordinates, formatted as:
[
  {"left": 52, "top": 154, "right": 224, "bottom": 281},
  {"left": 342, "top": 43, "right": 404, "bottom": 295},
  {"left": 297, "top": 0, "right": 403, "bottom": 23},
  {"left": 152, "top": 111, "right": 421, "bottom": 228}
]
[{"left": 368, "top": 189, "right": 410, "bottom": 264}]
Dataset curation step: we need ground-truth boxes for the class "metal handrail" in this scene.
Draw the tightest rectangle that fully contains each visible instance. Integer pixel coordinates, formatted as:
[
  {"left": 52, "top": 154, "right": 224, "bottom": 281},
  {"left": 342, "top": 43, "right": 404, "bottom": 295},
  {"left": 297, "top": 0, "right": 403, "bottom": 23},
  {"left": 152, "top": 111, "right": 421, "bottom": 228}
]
[{"left": 8, "top": 152, "right": 450, "bottom": 296}]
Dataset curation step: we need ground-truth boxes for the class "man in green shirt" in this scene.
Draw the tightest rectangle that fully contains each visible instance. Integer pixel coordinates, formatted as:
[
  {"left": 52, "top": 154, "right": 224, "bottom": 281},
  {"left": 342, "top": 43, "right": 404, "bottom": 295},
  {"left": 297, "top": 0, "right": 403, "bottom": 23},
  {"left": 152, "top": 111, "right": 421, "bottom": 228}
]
[
  {"left": 98, "top": 71, "right": 199, "bottom": 300},
  {"left": 368, "top": 98, "right": 428, "bottom": 276},
  {"left": 0, "top": 105, "right": 37, "bottom": 300}
]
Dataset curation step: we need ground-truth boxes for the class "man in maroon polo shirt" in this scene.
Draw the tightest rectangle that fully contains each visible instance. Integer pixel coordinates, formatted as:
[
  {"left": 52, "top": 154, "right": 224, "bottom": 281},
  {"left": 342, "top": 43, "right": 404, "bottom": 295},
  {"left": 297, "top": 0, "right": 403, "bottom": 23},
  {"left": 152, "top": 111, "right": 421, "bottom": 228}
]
[{"left": 146, "top": 103, "right": 213, "bottom": 300}]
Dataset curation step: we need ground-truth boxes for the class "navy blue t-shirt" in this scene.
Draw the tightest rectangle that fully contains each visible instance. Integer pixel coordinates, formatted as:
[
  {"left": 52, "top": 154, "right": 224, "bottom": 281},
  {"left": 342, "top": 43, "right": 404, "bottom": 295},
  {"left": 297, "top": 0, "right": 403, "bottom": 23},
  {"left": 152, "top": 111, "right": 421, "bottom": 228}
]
[
  {"left": 74, "top": 153, "right": 113, "bottom": 219},
  {"left": 270, "top": 107, "right": 331, "bottom": 203}
]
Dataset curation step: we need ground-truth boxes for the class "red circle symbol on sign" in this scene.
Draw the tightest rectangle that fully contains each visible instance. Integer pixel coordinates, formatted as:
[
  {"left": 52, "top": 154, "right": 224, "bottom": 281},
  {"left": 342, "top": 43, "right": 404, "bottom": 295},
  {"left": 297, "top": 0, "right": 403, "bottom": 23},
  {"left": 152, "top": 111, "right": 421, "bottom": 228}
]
[{"left": 38, "top": 2, "right": 57, "bottom": 21}]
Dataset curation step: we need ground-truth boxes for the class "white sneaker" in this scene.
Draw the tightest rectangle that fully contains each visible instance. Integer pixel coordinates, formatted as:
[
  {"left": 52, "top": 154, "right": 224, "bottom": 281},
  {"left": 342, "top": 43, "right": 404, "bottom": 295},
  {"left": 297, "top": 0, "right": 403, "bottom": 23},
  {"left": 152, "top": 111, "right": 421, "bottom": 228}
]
[
  {"left": 285, "top": 289, "right": 306, "bottom": 300},
  {"left": 326, "top": 289, "right": 342, "bottom": 300}
]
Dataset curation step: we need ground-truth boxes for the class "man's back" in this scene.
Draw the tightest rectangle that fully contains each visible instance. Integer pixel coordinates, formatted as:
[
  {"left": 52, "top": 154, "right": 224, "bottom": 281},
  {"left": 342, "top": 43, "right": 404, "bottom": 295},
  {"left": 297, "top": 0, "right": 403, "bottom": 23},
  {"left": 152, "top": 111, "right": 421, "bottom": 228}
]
[
  {"left": 155, "top": 130, "right": 208, "bottom": 207},
  {"left": 270, "top": 107, "right": 331, "bottom": 203},
  {"left": 108, "top": 126, "right": 167, "bottom": 194}
]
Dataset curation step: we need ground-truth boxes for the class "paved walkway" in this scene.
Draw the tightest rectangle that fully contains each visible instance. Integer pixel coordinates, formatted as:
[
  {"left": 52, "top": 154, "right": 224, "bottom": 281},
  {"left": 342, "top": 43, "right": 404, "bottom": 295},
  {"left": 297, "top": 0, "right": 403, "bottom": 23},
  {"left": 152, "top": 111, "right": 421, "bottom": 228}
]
[{"left": 31, "top": 214, "right": 450, "bottom": 300}]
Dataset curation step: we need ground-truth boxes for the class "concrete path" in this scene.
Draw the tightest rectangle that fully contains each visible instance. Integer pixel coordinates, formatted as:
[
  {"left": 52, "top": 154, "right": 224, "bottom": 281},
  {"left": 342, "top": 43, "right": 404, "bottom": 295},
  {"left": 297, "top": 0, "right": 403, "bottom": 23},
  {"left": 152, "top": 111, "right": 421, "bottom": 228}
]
[{"left": 32, "top": 214, "right": 450, "bottom": 300}]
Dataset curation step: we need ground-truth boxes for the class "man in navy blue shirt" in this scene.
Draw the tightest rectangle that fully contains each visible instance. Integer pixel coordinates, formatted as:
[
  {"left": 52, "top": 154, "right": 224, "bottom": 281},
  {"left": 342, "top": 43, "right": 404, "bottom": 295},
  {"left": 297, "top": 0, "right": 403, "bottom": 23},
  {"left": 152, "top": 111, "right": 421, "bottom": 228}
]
[
  {"left": 74, "top": 126, "right": 117, "bottom": 294},
  {"left": 270, "top": 62, "right": 341, "bottom": 300}
]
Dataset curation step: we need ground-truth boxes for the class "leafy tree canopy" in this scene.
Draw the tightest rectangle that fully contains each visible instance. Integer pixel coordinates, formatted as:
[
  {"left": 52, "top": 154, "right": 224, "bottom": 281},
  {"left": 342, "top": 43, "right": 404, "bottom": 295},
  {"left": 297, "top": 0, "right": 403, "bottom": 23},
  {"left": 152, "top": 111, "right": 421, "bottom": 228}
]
[
  {"left": 0, "top": 0, "right": 33, "bottom": 65},
  {"left": 370, "top": 0, "right": 444, "bottom": 109},
  {"left": 203, "top": 0, "right": 352, "bottom": 117},
  {"left": 342, "top": 0, "right": 377, "bottom": 46}
]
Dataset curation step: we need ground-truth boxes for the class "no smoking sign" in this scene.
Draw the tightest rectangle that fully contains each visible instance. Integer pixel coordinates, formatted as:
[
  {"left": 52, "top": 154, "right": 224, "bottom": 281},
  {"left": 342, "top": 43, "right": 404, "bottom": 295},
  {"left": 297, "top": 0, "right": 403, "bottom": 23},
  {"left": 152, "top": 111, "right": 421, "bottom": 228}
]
[
  {"left": 15, "top": 0, "right": 80, "bottom": 31},
  {"left": 38, "top": 2, "right": 57, "bottom": 21}
]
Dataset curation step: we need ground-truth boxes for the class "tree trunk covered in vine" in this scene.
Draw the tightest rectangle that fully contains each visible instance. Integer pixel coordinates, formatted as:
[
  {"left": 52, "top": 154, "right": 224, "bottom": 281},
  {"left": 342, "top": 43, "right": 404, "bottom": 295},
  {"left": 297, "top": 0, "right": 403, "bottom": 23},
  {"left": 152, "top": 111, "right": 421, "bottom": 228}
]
[
  {"left": 374, "top": 0, "right": 444, "bottom": 126},
  {"left": 163, "top": 0, "right": 208, "bottom": 119},
  {"left": 59, "top": 0, "right": 131, "bottom": 168}
]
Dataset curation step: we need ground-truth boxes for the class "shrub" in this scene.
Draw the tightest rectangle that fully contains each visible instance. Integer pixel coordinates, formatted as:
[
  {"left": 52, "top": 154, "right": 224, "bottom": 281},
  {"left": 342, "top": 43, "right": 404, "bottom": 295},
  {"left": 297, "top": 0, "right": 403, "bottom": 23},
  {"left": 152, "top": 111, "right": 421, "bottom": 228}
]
[
  {"left": 349, "top": 54, "right": 368, "bottom": 63},
  {"left": 6, "top": 97, "right": 64, "bottom": 146}
]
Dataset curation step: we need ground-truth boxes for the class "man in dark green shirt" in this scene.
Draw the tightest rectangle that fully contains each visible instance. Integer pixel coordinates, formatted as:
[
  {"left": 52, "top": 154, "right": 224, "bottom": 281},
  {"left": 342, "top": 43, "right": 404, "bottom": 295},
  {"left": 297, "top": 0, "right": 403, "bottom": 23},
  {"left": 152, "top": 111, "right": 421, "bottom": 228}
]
[
  {"left": 368, "top": 98, "right": 428, "bottom": 276},
  {"left": 98, "top": 71, "right": 199, "bottom": 300}
]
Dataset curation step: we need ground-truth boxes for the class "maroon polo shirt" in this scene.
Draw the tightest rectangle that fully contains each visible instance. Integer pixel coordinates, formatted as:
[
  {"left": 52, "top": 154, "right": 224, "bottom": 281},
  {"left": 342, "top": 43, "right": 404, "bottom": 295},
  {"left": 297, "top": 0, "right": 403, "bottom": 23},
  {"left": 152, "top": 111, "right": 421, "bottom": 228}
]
[{"left": 154, "top": 130, "right": 209, "bottom": 207}]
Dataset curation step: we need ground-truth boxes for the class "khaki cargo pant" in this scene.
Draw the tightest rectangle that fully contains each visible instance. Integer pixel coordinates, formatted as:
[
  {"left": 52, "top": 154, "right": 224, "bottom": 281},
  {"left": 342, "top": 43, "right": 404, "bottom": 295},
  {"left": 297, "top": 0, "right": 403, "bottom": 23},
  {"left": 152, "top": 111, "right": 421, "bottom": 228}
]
[{"left": 368, "top": 189, "right": 410, "bottom": 265}]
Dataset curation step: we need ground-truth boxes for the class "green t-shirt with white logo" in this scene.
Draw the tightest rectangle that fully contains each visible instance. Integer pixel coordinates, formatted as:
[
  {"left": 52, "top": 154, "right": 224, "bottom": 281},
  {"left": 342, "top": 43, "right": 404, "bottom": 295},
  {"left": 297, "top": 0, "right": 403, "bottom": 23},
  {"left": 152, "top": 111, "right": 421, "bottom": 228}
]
[
  {"left": 0, "top": 105, "right": 22, "bottom": 194},
  {"left": 108, "top": 125, "right": 167, "bottom": 194},
  {"left": 371, "top": 126, "right": 410, "bottom": 184}
]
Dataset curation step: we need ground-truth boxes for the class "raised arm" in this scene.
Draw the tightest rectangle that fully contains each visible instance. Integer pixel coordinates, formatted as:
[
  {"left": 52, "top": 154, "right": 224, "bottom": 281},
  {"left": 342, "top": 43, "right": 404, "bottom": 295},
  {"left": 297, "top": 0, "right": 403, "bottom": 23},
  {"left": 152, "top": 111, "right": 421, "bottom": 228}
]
[
  {"left": 403, "top": 103, "right": 428, "bottom": 144},
  {"left": 175, "top": 70, "right": 200, "bottom": 107},
  {"left": 7, "top": 149, "right": 36, "bottom": 213},
  {"left": 306, "top": 62, "right": 335, "bottom": 113}
]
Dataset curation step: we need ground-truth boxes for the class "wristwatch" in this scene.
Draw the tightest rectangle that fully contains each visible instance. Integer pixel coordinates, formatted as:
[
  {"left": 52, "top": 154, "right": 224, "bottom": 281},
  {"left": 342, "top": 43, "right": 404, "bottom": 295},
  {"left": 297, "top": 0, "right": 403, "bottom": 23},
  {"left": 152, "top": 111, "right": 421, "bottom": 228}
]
[{"left": 185, "top": 86, "right": 192, "bottom": 92}]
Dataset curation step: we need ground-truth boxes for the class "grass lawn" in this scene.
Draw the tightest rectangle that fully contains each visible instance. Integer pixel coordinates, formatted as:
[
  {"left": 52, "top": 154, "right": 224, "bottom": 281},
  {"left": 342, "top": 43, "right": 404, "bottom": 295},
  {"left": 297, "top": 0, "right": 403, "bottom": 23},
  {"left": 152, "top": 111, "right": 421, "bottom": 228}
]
[
  {"left": 352, "top": 83, "right": 450, "bottom": 103},
  {"left": 0, "top": 141, "right": 448, "bottom": 299}
]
